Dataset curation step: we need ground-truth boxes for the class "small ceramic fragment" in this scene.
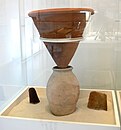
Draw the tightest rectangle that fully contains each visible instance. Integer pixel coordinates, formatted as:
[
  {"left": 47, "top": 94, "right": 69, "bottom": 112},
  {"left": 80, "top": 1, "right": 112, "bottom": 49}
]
[
  {"left": 29, "top": 88, "right": 40, "bottom": 104},
  {"left": 87, "top": 91, "right": 107, "bottom": 111}
]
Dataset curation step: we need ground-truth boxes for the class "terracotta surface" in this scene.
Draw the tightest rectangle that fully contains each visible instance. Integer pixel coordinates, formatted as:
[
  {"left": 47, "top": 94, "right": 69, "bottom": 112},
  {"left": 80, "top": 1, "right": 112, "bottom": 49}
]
[
  {"left": 46, "top": 66, "right": 80, "bottom": 116},
  {"left": 44, "top": 42, "right": 79, "bottom": 68},
  {"left": 87, "top": 91, "right": 107, "bottom": 111},
  {"left": 28, "top": 8, "right": 94, "bottom": 39},
  {"left": 28, "top": 8, "right": 94, "bottom": 68},
  {"left": 28, "top": 8, "right": 94, "bottom": 15}
]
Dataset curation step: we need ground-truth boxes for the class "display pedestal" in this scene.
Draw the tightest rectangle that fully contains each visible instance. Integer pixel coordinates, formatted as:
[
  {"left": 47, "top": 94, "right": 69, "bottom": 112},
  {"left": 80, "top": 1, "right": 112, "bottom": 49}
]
[
  {"left": 116, "top": 91, "right": 121, "bottom": 121},
  {"left": 0, "top": 86, "right": 120, "bottom": 130}
]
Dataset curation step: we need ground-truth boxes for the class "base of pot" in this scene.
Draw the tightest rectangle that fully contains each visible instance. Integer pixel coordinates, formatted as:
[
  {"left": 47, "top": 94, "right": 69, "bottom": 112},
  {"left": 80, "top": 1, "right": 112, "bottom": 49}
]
[{"left": 50, "top": 103, "right": 77, "bottom": 116}]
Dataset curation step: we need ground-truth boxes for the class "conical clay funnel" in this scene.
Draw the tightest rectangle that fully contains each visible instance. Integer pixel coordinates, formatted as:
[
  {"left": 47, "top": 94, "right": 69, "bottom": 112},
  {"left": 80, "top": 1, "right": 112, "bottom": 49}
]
[
  {"left": 28, "top": 8, "right": 94, "bottom": 67},
  {"left": 44, "top": 42, "right": 79, "bottom": 68}
]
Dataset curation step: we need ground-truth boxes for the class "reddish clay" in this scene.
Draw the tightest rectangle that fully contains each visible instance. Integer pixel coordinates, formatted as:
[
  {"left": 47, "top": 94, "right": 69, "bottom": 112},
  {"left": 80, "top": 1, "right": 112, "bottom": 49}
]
[
  {"left": 44, "top": 42, "right": 79, "bottom": 68},
  {"left": 28, "top": 8, "right": 94, "bottom": 39},
  {"left": 28, "top": 8, "right": 94, "bottom": 68}
]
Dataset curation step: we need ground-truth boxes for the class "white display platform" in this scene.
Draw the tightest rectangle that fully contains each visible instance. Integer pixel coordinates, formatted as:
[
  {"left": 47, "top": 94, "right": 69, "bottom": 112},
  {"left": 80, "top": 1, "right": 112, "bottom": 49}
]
[
  {"left": 0, "top": 86, "right": 120, "bottom": 130},
  {"left": 116, "top": 91, "right": 121, "bottom": 121}
]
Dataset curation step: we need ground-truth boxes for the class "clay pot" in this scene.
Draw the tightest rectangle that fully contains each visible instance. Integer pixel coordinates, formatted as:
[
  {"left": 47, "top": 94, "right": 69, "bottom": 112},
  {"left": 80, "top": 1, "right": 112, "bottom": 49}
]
[{"left": 46, "top": 66, "right": 80, "bottom": 116}]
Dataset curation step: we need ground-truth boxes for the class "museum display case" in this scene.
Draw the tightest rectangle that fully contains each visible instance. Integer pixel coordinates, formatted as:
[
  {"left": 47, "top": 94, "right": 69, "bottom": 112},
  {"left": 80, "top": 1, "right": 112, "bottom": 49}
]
[
  {"left": 0, "top": 86, "right": 120, "bottom": 130},
  {"left": 0, "top": 0, "right": 121, "bottom": 130}
]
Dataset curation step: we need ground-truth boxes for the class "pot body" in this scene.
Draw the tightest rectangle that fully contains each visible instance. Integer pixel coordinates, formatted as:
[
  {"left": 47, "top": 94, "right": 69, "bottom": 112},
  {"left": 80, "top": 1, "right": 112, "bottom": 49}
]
[{"left": 46, "top": 66, "right": 80, "bottom": 116}]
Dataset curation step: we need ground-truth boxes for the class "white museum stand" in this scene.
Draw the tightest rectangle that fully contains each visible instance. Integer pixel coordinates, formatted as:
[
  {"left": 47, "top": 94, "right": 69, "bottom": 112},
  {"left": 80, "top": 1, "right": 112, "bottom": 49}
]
[
  {"left": 0, "top": 86, "right": 120, "bottom": 130},
  {"left": 116, "top": 91, "right": 121, "bottom": 123}
]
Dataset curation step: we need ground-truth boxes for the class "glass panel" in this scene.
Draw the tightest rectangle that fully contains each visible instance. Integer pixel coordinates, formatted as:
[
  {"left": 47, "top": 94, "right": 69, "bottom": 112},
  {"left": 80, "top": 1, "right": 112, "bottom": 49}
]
[
  {"left": 25, "top": 0, "right": 121, "bottom": 90},
  {"left": 0, "top": 0, "right": 27, "bottom": 111},
  {"left": 0, "top": 0, "right": 121, "bottom": 111}
]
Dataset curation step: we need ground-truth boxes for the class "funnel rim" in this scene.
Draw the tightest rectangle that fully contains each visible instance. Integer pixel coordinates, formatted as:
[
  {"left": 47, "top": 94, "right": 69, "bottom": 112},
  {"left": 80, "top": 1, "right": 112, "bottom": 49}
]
[
  {"left": 40, "top": 37, "right": 83, "bottom": 43},
  {"left": 28, "top": 8, "right": 95, "bottom": 17}
]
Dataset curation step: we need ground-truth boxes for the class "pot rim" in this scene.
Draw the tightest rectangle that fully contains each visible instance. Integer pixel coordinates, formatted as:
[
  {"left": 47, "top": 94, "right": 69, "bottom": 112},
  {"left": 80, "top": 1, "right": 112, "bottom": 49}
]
[{"left": 53, "top": 66, "right": 73, "bottom": 71}]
